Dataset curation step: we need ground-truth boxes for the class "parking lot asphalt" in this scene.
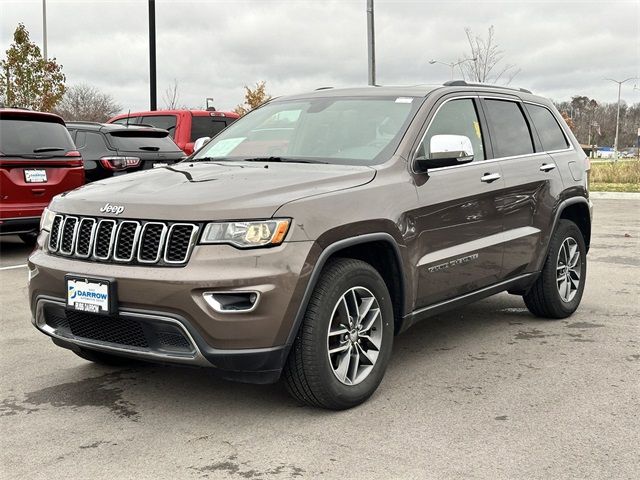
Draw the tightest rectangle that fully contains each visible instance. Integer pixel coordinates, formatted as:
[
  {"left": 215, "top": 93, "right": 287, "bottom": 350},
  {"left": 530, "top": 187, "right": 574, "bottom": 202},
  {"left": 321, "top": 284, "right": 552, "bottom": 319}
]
[{"left": 1, "top": 197, "right": 639, "bottom": 480}]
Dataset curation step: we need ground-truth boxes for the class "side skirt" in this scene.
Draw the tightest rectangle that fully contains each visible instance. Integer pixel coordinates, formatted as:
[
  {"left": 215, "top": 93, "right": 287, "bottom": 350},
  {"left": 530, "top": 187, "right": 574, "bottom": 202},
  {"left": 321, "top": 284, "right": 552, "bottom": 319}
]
[{"left": 399, "top": 272, "right": 539, "bottom": 333}]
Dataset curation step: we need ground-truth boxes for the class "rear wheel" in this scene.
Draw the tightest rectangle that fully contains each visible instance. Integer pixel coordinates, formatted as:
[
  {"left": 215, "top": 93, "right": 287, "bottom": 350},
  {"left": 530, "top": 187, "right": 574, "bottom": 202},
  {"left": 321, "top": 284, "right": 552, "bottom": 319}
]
[
  {"left": 283, "top": 258, "right": 394, "bottom": 409},
  {"left": 523, "top": 219, "right": 587, "bottom": 318},
  {"left": 74, "top": 348, "right": 137, "bottom": 366}
]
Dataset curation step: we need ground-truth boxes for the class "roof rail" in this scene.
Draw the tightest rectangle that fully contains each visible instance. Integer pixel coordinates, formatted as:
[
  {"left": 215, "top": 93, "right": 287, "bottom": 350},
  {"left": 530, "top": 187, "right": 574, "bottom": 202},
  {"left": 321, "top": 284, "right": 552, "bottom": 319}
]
[{"left": 443, "top": 80, "right": 532, "bottom": 94}]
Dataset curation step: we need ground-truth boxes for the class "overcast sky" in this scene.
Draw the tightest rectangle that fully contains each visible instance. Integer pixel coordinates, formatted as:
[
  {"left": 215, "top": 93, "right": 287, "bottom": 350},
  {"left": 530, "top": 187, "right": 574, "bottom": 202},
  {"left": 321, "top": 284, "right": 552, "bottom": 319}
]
[{"left": 1, "top": 0, "right": 638, "bottom": 113}]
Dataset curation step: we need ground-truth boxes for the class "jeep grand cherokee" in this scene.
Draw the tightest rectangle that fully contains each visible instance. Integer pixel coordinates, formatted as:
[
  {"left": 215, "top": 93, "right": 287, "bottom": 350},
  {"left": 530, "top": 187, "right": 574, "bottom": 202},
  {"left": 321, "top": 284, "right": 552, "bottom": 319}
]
[{"left": 28, "top": 82, "right": 592, "bottom": 409}]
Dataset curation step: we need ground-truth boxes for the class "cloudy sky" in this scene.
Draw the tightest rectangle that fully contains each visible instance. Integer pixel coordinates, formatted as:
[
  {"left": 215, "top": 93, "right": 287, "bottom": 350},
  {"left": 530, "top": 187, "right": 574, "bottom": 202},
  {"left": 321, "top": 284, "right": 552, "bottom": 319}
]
[{"left": 1, "top": 0, "right": 638, "bottom": 113}]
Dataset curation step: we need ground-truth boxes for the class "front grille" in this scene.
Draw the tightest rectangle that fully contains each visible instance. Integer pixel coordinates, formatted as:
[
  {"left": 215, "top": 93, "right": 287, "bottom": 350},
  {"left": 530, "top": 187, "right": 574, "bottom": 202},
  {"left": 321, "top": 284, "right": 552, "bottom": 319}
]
[
  {"left": 67, "top": 310, "right": 149, "bottom": 348},
  {"left": 49, "top": 215, "right": 198, "bottom": 266},
  {"left": 42, "top": 304, "right": 195, "bottom": 354}
]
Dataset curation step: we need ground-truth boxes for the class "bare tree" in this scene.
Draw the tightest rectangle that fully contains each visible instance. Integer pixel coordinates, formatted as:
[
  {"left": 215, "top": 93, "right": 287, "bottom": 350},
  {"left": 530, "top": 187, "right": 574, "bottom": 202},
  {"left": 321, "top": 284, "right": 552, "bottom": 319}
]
[
  {"left": 163, "top": 79, "right": 180, "bottom": 109},
  {"left": 460, "top": 26, "right": 520, "bottom": 85},
  {"left": 53, "top": 83, "right": 120, "bottom": 122}
]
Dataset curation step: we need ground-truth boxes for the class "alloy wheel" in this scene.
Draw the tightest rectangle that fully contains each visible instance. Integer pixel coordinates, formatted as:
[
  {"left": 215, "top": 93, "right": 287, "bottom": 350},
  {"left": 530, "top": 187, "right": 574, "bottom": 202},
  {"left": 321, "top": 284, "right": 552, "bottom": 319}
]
[{"left": 556, "top": 237, "right": 581, "bottom": 302}]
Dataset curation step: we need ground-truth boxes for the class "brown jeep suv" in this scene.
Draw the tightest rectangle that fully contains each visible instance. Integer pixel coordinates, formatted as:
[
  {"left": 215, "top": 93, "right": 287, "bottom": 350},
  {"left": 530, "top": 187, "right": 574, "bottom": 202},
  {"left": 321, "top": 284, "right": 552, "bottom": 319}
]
[{"left": 29, "top": 82, "right": 592, "bottom": 409}]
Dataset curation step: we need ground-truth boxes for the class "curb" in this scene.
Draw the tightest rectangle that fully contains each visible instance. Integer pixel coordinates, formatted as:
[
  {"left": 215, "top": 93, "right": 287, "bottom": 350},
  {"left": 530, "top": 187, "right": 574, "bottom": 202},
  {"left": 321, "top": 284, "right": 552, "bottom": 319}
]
[{"left": 589, "top": 192, "right": 640, "bottom": 200}]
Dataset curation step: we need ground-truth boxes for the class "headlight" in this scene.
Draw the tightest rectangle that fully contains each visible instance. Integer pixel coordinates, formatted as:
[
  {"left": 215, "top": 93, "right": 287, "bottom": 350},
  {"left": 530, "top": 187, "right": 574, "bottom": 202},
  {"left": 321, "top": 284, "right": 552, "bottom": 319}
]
[
  {"left": 201, "top": 219, "right": 290, "bottom": 248},
  {"left": 40, "top": 207, "right": 57, "bottom": 232}
]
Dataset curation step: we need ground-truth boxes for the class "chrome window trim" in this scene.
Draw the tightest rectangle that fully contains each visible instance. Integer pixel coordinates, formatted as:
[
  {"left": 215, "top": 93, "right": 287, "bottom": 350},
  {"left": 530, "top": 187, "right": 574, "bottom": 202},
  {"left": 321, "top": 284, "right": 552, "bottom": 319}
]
[
  {"left": 92, "top": 219, "right": 118, "bottom": 260},
  {"left": 163, "top": 223, "right": 199, "bottom": 264},
  {"left": 48, "top": 214, "right": 64, "bottom": 252},
  {"left": 58, "top": 216, "right": 79, "bottom": 255},
  {"left": 74, "top": 218, "right": 97, "bottom": 258},
  {"left": 112, "top": 220, "right": 142, "bottom": 263},
  {"left": 136, "top": 222, "right": 168, "bottom": 264}
]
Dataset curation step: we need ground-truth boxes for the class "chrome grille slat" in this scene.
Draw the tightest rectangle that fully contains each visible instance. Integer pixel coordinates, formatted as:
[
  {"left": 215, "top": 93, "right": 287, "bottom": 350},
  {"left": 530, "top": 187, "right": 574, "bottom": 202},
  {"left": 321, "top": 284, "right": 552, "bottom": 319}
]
[
  {"left": 113, "top": 221, "right": 142, "bottom": 262},
  {"left": 48, "top": 215, "right": 64, "bottom": 252},
  {"left": 49, "top": 215, "right": 197, "bottom": 266},
  {"left": 137, "top": 222, "right": 167, "bottom": 263},
  {"left": 59, "top": 216, "right": 79, "bottom": 255},
  {"left": 164, "top": 224, "right": 199, "bottom": 264}
]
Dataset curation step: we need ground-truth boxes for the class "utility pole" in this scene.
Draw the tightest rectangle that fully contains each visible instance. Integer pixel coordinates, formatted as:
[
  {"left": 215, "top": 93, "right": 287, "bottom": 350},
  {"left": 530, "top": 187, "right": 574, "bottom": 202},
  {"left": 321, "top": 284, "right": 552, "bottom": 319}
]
[
  {"left": 42, "top": 0, "right": 47, "bottom": 61},
  {"left": 366, "top": 0, "right": 376, "bottom": 86},
  {"left": 148, "top": 0, "right": 157, "bottom": 111},
  {"left": 605, "top": 77, "right": 636, "bottom": 161}
]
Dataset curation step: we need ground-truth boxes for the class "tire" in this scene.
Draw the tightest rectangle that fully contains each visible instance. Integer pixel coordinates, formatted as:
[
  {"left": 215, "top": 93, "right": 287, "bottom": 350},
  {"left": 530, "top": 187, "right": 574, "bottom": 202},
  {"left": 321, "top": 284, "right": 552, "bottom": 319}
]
[
  {"left": 19, "top": 232, "right": 38, "bottom": 246},
  {"left": 74, "top": 348, "right": 137, "bottom": 366},
  {"left": 283, "top": 258, "right": 394, "bottom": 410},
  {"left": 523, "top": 219, "right": 587, "bottom": 319}
]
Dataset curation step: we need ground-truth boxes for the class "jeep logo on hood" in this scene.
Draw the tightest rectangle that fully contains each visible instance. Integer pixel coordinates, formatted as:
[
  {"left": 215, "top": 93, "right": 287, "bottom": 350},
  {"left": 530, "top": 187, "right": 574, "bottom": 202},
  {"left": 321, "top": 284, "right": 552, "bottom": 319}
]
[{"left": 99, "top": 203, "right": 125, "bottom": 215}]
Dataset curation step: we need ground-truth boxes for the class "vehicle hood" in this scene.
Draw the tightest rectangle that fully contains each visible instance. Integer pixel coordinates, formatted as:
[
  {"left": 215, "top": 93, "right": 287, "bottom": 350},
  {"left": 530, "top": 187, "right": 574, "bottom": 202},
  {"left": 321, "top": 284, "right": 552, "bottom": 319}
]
[{"left": 51, "top": 161, "right": 376, "bottom": 220}]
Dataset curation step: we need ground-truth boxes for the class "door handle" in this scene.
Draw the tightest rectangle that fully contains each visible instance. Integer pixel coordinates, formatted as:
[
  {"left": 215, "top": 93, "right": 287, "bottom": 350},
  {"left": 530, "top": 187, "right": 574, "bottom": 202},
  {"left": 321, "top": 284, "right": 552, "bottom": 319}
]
[
  {"left": 540, "top": 163, "right": 556, "bottom": 172},
  {"left": 480, "top": 173, "right": 501, "bottom": 183}
]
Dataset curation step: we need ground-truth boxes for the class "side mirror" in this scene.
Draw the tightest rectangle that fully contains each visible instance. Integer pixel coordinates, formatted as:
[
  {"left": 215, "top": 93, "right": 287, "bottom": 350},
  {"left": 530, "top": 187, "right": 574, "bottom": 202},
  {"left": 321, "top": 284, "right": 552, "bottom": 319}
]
[
  {"left": 415, "top": 134, "right": 475, "bottom": 171},
  {"left": 193, "top": 136, "right": 211, "bottom": 152}
]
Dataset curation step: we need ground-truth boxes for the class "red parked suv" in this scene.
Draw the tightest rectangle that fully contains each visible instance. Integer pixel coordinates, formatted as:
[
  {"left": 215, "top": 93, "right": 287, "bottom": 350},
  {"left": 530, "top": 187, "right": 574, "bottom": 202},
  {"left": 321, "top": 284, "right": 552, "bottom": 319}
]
[
  {"left": 108, "top": 109, "right": 239, "bottom": 155},
  {"left": 0, "top": 108, "right": 84, "bottom": 244}
]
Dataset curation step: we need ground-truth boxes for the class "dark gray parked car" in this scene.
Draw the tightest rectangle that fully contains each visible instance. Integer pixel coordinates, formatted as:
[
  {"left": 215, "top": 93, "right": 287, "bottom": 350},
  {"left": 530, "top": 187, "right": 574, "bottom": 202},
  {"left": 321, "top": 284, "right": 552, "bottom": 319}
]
[
  {"left": 29, "top": 81, "right": 592, "bottom": 409},
  {"left": 65, "top": 122, "right": 184, "bottom": 182}
]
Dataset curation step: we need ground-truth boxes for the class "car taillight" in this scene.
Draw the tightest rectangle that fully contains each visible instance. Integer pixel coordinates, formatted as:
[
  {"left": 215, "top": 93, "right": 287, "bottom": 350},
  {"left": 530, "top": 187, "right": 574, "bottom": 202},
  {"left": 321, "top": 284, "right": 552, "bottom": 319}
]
[
  {"left": 65, "top": 150, "right": 81, "bottom": 157},
  {"left": 99, "top": 156, "right": 141, "bottom": 171}
]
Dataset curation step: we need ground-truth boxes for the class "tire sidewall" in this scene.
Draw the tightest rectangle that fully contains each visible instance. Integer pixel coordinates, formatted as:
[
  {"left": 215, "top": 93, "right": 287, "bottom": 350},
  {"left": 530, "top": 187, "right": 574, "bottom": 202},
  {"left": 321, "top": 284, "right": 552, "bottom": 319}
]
[
  {"left": 545, "top": 221, "right": 587, "bottom": 315},
  {"left": 308, "top": 262, "right": 394, "bottom": 407}
]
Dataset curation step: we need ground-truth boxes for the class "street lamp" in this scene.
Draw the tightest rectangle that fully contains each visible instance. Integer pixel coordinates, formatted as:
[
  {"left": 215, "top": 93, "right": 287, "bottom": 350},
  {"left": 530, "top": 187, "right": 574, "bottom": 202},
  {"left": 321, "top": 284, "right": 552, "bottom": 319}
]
[
  {"left": 605, "top": 77, "right": 637, "bottom": 160},
  {"left": 429, "top": 57, "right": 477, "bottom": 80}
]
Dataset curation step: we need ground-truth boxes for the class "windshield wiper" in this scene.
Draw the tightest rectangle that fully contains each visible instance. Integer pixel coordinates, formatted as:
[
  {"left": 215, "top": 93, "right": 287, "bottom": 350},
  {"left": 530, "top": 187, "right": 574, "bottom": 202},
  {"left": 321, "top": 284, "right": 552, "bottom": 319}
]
[
  {"left": 33, "top": 147, "right": 65, "bottom": 153},
  {"left": 242, "top": 156, "right": 327, "bottom": 164},
  {"left": 139, "top": 146, "right": 160, "bottom": 151}
]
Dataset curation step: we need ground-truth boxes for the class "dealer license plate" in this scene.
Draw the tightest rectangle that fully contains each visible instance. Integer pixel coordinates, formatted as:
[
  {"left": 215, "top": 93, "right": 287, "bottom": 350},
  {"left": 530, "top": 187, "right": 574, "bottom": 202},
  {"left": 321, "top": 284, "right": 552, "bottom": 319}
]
[
  {"left": 24, "top": 169, "right": 48, "bottom": 183},
  {"left": 66, "top": 277, "right": 112, "bottom": 315}
]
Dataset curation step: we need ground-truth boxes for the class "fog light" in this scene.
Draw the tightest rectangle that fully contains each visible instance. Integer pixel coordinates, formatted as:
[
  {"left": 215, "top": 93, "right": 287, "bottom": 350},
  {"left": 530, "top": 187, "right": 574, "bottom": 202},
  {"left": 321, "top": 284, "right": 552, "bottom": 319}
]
[{"left": 203, "top": 291, "right": 260, "bottom": 313}]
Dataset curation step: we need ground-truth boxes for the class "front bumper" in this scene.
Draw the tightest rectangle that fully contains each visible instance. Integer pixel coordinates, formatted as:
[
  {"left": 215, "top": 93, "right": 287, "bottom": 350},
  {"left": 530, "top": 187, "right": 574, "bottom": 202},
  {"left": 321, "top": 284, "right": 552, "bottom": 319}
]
[{"left": 29, "top": 237, "right": 319, "bottom": 383}]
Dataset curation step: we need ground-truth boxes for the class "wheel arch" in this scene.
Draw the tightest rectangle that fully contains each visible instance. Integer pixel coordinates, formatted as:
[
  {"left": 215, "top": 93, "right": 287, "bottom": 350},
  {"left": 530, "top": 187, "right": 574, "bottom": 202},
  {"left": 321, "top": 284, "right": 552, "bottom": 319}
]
[{"left": 285, "top": 233, "right": 408, "bottom": 348}]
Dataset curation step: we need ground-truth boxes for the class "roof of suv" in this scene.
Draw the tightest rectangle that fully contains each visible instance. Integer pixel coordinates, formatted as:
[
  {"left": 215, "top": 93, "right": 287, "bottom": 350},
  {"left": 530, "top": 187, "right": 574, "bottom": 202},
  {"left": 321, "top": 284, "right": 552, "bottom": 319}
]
[
  {"left": 0, "top": 108, "right": 66, "bottom": 124},
  {"left": 275, "top": 81, "right": 540, "bottom": 103}
]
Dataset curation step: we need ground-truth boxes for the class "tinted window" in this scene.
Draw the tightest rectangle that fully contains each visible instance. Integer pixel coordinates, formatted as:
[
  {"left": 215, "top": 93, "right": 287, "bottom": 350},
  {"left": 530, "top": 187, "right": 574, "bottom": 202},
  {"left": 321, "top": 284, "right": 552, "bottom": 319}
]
[
  {"left": 111, "top": 118, "right": 134, "bottom": 125},
  {"left": 526, "top": 104, "right": 569, "bottom": 151},
  {"left": 108, "top": 132, "right": 182, "bottom": 152},
  {"left": 418, "top": 98, "right": 485, "bottom": 161},
  {"left": 0, "top": 118, "right": 75, "bottom": 156},
  {"left": 139, "top": 115, "right": 177, "bottom": 138},
  {"left": 483, "top": 100, "right": 534, "bottom": 158},
  {"left": 191, "top": 116, "right": 229, "bottom": 141},
  {"left": 72, "top": 131, "right": 109, "bottom": 159}
]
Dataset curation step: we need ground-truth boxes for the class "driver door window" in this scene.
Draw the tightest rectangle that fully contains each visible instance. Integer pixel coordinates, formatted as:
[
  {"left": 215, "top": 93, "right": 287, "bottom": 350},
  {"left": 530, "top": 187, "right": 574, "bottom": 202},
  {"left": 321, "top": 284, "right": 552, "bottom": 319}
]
[{"left": 417, "top": 98, "right": 485, "bottom": 162}]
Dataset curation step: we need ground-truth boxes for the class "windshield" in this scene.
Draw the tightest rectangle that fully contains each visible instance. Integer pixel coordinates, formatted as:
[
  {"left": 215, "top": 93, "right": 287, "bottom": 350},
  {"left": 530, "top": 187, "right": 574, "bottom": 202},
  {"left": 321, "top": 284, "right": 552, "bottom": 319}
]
[{"left": 193, "top": 96, "right": 422, "bottom": 165}]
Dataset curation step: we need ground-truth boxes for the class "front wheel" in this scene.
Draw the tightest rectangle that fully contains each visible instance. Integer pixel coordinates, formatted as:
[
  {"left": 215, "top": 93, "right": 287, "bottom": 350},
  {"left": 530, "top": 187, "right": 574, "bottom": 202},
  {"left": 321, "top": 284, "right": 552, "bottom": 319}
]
[
  {"left": 523, "top": 219, "right": 587, "bottom": 319},
  {"left": 283, "top": 258, "right": 394, "bottom": 409}
]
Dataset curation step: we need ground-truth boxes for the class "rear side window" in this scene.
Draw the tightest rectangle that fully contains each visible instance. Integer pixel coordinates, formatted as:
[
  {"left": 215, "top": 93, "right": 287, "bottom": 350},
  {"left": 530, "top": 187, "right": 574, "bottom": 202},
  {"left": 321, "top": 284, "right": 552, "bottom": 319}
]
[
  {"left": 75, "top": 132, "right": 109, "bottom": 159},
  {"left": 525, "top": 104, "right": 569, "bottom": 151},
  {"left": 0, "top": 118, "right": 75, "bottom": 156},
  {"left": 139, "top": 115, "right": 177, "bottom": 138},
  {"left": 190, "top": 116, "right": 229, "bottom": 141},
  {"left": 108, "top": 133, "right": 182, "bottom": 153},
  {"left": 483, "top": 100, "right": 534, "bottom": 158}
]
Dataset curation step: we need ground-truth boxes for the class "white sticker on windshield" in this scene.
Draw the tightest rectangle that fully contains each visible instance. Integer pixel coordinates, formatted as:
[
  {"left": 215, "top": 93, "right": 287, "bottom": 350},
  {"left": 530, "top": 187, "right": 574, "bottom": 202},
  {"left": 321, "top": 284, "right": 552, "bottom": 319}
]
[
  {"left": 203, "top": 137, "right": 245, "bottom": 157},
  {"left": 395, "top": 97, "right": 413, "bottom": 104}
]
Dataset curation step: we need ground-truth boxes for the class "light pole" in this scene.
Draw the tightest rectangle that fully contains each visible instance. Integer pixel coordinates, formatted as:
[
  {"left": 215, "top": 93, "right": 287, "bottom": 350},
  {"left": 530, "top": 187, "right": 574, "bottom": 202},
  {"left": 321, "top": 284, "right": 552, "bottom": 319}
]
[
  {"left": 148, "top": 0, "right": 157, "bottom": 111},
  {"left": 366, "top": 0, "right": 376, "bottom": 86},
  {"left": 42, "top": 0, "right": 47, "bottom": 61},
  {"left": 429, "top": 58, "right": 477, "bottom": 80},
  {"left": 605, "top": 77, "right": 636, "bottom": 160}
]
